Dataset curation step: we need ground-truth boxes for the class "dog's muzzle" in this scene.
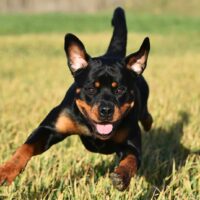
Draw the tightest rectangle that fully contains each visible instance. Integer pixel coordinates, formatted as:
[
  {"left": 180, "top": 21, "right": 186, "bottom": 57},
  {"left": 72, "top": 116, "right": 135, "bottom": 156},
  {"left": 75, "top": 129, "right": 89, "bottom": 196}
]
[{"left": 98, "top": 101, "right": 114, "bottom": 121}]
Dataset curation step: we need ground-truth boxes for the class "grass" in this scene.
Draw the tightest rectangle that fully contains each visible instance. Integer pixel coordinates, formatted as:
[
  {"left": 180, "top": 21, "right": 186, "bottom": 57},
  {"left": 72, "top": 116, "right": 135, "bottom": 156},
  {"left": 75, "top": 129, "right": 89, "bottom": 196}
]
[
  {"left": 0, "top": 12, "right": 200, "bottom": 199},
  {"left": 0, "top": 13, "right": 200, "bottom": 35}
]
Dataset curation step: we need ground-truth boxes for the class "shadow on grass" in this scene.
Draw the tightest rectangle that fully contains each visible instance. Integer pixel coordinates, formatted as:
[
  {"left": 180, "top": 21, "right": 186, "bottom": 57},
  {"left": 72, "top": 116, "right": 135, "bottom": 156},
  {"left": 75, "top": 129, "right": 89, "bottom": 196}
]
[
  {"left": 139, "top": 111, "right": 200, "bottom": 190},
  {"left": 70, "top": 110, "right": 199, "bottom": 194},
  {"left": 91, "top": 111, "right": 200, "bottom": 191},
  {"left": 6, "top": 111, "right": 199, "bottom": 199}
]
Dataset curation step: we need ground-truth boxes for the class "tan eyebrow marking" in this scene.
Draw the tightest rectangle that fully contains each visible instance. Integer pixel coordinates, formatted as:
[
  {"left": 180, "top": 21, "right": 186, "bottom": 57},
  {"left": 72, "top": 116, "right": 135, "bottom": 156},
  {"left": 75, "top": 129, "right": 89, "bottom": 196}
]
[
  {"left": 95, "top": 81, "right": 100, "bottom": 88},
  {"left": 112, "top": 82, "right": 118, "bottom": 88},
  {"left": 76, "top": 88, "right": 81, "bottom": 94}
]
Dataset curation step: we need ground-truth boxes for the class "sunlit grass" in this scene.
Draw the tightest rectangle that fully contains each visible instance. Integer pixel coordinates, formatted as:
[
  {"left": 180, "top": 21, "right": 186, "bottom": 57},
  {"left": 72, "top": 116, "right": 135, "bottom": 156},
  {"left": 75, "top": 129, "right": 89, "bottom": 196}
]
[{"left": 0, "top": 21, "right": 200, "bottom": 199}]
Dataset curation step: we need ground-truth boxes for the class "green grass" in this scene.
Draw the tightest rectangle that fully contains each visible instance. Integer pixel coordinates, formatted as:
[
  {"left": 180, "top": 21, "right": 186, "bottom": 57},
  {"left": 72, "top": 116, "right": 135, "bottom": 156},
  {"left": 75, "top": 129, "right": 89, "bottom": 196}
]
[
  {"left": 0, "top": 13, "right": 200, "bottom": 35},
  {"left": 0, "top": 12, "right": 200, "bottom": 199}
]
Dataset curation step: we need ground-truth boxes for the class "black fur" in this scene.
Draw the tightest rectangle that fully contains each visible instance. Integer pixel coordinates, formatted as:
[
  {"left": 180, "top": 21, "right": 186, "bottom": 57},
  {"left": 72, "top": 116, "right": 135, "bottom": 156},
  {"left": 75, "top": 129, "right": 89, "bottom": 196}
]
[
  {"left": 0, "top": 7, "right": 153, "bottom": 191},
  {"left": 26, "top": 7, "right": 152, "bottom": 187}
]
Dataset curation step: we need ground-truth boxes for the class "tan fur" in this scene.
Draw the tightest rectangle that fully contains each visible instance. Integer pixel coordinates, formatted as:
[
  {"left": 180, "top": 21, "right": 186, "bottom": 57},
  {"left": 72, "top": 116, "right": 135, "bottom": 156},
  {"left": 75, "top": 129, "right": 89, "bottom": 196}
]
[
  {"left": 76, "top": 99, "right": 134, "bottom": 124},
  {"left": 0, "top": 144, "right": 35, "bottom": 185},
  {"left": 116, "top": 154, "right": 137, "bottom": 177},
  {"left": 76, "top": 99, "right": 100, "bottom": 122},
  {"left": 56, "top": 115, "right": 77, "bottom": 134},
  {"left": 76, "top": 88, "right": 81, "bottom": 94},
  {"left": 95, "top": 81, "right": 100, "bottom": 88},
  {"left": 113, "top": 102, "right": 134, "bottom": 122},
  {"left": 55, "top": 113, "right": 89, "bottom": 135},
  {"left": 112, "top": 82, "right": 118, "bottom": 88}
]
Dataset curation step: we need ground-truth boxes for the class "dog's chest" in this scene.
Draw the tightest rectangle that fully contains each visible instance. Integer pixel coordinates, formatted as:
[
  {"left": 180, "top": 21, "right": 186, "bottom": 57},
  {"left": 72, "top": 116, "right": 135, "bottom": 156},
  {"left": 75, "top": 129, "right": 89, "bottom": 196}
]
[
  {"left": 79, "top": 127, "right": 129, "bottom": 154},
  {"left": 80, "top": 135, "right": 119, "bottom": 154}
]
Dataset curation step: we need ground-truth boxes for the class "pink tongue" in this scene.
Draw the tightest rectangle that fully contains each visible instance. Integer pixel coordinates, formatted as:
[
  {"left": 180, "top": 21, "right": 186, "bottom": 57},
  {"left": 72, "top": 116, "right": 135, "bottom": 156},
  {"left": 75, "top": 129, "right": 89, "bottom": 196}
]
[{"left": 96, "top": 124, "right": 113, "bottom": 135}]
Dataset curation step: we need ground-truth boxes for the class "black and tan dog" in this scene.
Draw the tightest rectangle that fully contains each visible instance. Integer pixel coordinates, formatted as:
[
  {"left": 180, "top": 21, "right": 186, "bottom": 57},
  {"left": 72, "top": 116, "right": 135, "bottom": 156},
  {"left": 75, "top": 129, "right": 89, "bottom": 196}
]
[{"left": 0, "top": 7, "right": 153, "bottom": 191}]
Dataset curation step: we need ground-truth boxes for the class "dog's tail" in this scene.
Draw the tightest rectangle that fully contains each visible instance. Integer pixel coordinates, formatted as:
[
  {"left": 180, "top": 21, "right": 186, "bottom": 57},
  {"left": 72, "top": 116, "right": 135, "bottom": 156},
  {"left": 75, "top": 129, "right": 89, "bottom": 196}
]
[{"left": 104, "top": 7, "right": 127, "bottom": 58}]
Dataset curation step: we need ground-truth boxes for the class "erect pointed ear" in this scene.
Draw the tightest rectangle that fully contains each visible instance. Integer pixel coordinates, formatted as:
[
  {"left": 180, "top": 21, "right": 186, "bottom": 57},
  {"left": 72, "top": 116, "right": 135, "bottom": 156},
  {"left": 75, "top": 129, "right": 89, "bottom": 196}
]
[
  {"left": 126, "top": 37, "right": 150, "bottom": 75},
  {"left": 64, "top": 33, "right": 90, "bottom": 73}
]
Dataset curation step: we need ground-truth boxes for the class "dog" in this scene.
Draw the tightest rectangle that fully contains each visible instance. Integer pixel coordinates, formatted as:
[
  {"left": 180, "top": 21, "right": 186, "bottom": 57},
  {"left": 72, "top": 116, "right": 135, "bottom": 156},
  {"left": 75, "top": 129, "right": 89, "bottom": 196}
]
[{"left": 0, "top": 7, "right": 153, "bottom": 191}]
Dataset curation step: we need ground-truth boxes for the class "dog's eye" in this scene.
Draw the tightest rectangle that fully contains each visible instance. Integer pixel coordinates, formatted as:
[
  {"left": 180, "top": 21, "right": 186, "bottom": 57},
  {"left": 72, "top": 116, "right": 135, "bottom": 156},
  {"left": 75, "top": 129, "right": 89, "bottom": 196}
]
[
  {"left": 115, "top": 87, "right": 126, "bottom": 95},
  {"left": 85, "top": 87, "right": 96, "bottom": 95}
]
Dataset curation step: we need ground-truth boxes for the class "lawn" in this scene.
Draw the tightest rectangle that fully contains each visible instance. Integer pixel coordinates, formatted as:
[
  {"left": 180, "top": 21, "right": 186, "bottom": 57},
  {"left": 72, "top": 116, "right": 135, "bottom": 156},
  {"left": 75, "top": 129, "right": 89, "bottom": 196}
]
[{"left": 0, "top": 12, "right": 200, "bottom": 199}]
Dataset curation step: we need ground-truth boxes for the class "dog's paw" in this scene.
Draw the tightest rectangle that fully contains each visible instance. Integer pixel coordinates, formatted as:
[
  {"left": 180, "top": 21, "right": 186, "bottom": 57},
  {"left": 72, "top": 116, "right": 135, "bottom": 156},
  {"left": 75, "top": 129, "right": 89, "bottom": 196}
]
[
  {"left": 0, "top": 162, "right": 20, "bottom": 186},
  {"left": 110, "top": 166, "right": 131, "bottom": 191}
]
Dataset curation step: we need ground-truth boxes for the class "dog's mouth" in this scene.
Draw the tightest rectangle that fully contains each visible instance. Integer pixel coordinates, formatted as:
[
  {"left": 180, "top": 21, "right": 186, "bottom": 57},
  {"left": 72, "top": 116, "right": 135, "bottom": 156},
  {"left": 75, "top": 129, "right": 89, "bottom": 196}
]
[
  {"left": 76, "top": 100, "right": 125, "bottom": 140},
  {"left": 90, "top": 121, "right": 117, "bottom": 140},
  {"left": 95, "top": 123, "right": 113, "bottom": 135}
]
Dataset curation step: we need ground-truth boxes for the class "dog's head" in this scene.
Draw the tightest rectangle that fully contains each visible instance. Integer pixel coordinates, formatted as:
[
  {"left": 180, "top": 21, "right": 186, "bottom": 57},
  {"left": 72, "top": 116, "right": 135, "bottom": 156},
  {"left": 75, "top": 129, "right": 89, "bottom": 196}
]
[{"left": 64, "top": 34, "right": 150, "bottom": 140}]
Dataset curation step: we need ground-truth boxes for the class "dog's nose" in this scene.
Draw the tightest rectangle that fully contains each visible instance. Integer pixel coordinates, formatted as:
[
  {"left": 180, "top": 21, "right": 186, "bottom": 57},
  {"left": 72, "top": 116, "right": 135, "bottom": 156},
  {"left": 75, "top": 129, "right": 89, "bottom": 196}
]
[{"left": 99, "top": 103, "right": 114, "bottom": 119}]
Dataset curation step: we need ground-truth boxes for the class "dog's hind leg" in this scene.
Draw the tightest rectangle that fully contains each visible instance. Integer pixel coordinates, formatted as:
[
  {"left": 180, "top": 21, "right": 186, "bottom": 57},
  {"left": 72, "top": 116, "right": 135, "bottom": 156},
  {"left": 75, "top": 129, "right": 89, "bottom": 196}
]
[
  {"left": 137, "top": 76, "right": 153, "bottom": 131},
  {"left": 140, "top": 105, "right": 153, "bottom": 132},
  {"left": 104, "top": 7, "right": 127, "bottom": 58},
  {"left": 139, "top": 89, "right": 153, "bottom": 132}
]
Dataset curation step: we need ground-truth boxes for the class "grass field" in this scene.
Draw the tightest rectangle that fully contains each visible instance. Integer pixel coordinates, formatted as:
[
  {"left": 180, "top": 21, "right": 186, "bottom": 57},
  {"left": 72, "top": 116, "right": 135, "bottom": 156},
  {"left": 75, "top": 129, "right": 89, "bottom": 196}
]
[{"left": 0, "top": 11, "right": 200, "bottom": 199}]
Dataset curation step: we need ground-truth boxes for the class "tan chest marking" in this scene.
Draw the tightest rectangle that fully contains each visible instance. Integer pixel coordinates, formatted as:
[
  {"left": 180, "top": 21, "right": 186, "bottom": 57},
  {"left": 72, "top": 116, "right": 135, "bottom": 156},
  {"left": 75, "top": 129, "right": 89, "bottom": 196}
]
[{"left": 55, "top": 113, "right": 89, "bottom": 135}]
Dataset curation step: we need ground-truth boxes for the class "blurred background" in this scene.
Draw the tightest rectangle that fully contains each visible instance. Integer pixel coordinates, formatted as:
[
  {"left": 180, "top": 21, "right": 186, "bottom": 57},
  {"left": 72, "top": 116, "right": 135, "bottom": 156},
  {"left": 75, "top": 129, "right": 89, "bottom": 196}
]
[{"left": 0, "top": 0, "right": 200, "bottom": 15}]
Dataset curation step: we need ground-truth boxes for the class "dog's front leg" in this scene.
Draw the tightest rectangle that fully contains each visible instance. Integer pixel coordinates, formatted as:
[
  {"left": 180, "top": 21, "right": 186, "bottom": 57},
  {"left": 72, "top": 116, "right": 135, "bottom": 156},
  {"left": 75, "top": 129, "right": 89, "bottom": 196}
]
[
  {"left": 110, "top": 135, "right": 141, "bottom": 191},
  {"left": 110, "top": 154, "right": 138, "bottom": 191},
  {"left": 0, "top": 106, "right": 77, "bottom": 185},
  {"left": 0, "top": 126, "right": 66, "bottom": 185}
]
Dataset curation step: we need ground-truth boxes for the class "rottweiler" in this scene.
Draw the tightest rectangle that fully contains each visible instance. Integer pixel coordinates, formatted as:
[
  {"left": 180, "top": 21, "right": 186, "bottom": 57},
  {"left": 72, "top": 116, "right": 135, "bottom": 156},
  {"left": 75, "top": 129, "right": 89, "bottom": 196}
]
[{"left": 0, "top": 7, "right": 153, "bottom": 191}]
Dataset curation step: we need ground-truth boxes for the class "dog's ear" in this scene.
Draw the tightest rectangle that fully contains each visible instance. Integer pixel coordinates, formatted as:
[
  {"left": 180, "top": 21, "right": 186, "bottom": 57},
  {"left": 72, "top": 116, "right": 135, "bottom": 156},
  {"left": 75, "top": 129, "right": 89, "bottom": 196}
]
[
  {"left": 64, "top": 33, "right": 90, "bottom": 73},
  {"left": 126, "top": 37, "right": 150, "bottom": 75}
]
